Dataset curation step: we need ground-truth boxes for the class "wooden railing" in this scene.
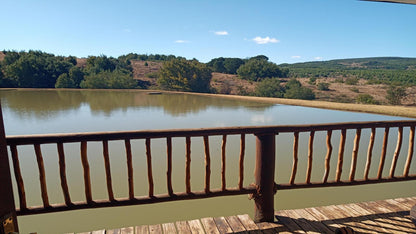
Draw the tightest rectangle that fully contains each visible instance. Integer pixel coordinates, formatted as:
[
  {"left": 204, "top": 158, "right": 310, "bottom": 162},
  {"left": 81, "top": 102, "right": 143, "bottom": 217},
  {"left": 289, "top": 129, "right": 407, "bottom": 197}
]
[{"left": 2, "top": 119, "right": 416, "bottom": 230}]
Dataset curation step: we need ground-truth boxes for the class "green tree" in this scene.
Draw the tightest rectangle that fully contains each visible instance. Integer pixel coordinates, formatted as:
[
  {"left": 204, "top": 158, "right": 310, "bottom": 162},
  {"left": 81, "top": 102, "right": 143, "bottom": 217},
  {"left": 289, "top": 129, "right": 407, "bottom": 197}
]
[
  {"left": 317, "top": 82, "right": 330, "bottom": 91},
  {"left": 157, "top": 58, "right": 212, "bottom": 92},
  {"left": 284, "top": 79, "right": 315, "bottom": 100},
  {"left": 356, "top": 94, "right": 379, "bottom": 105},
  {"left": 386, "top": 85, "right": 406, "bottom": 105},
  {"left": 55, "top": 73, "right": 76, "bottom": 88},
  {"left": 80, "top": 70, "right": 137, "bottom": 89},
  {"left": 255, "top": 78, "right": 285, "bottom": 98},
  {"left": 3, "top": 50, "right": 73, "bottom": 88},
  {"left": 68, "top": 66, "right": 85, "bottom": 88},
  {"left": 237, "top": 59, "right": 287, "bottom": 81}
]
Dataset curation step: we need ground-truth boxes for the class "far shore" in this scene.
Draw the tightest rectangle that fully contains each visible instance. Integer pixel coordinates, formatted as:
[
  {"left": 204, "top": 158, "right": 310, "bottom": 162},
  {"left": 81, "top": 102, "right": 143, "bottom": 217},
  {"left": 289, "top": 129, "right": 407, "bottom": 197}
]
[{"left": 2, "top": 88, "right": 416, "bottom": 119}]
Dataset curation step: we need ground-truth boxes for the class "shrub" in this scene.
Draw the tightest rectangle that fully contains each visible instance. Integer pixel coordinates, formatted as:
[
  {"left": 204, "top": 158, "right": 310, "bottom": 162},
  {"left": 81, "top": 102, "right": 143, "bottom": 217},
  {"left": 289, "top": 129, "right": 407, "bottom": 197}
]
[
  {"left": 317, "top": 82, "right": 330, "bottom": 91},
  {"left": 386, "top": 85, "right": 406, "bottom": 105},
  {"left": 284, "top": 86, "right": 316, "bottom": 100},
  {"left": 356, "top": 94, "right": 379, "bottom": 105},
  {"left": 345, "top": 77, "right": 359, "bottom": 85},
  {"left": 255, "top": 78, "right": 285, "bottom": 98}
]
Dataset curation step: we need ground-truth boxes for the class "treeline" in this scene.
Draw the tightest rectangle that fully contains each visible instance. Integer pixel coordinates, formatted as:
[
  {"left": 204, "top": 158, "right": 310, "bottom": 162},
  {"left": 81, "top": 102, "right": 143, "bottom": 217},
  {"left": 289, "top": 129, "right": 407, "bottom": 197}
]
[
  {"left": 280, "top": 57, "right": 416, "bottom": 85},
  {"left": 0, "top": 50, "right": 138, "bottom": 89},
  {"left": 206, "top": 55, "right": 289, "bottom": 80}
]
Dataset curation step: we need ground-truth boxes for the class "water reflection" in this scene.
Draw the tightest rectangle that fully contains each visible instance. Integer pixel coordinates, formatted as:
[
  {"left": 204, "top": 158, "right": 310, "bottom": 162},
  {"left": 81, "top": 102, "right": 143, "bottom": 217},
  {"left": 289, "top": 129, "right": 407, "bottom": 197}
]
[{"left": 0, "top": 90, "right": 273, "bottom": 119}]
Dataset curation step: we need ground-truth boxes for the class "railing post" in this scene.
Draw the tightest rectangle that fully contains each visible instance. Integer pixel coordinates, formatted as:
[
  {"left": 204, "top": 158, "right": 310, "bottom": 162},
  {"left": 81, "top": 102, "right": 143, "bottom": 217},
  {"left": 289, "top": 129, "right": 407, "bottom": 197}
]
[
  {"left": 253, "top": 133, "right": 276, "bottom": 222},
  {"left": 0, "top": 103, "right": 19, "bottom": 233}
]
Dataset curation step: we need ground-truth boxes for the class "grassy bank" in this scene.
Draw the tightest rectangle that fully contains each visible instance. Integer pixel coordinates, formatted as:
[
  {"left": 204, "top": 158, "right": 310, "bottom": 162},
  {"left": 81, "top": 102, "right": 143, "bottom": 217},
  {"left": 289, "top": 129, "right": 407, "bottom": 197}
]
[{"left": 182, "top": 92, "right": 416, "bottom": 119}]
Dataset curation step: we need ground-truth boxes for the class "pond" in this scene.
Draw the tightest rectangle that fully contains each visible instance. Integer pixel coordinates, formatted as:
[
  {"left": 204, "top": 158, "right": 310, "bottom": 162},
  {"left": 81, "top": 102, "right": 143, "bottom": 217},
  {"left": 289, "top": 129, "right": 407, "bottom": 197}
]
[{"left": 1, "top": 89, "right": 415, "bottom": 234}]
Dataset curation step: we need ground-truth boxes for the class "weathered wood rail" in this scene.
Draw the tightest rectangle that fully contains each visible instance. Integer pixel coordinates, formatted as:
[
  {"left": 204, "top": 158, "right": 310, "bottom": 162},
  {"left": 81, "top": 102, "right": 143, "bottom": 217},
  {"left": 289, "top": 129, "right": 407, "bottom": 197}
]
[{"left": 1, "top": 100, "right": 416, "bottom": 232}]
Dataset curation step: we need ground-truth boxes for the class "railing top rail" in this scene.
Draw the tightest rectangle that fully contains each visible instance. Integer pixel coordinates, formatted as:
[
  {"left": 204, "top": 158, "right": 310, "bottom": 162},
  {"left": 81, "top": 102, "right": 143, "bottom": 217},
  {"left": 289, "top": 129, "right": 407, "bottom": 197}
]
[{"left": 6, "top": 120, "right": 416, "bottom": 145}]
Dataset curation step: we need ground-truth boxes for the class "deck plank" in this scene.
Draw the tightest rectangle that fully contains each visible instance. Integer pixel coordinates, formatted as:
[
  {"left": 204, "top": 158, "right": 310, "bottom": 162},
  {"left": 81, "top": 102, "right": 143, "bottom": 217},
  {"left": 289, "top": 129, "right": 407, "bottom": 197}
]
[
  {"left": 187, "top": 219, "right": 205, "bottom": 234},
  {"left": 148, "top": 224, "right": 162, "bottom": 234},
  {"left": 176, "top": 221, "right": 192, "bottom": 234},
  {"left": 91, "top": 230, "right": 105, "bottom": 234},
  {"left": 256, "top": 221, "right": 291, "bottom": 234},
  {"left": 275, "top": 210, "right": 306, "bottom": 233},
  {"left": 200, "top": 217, "right": 220, "bottom": 234},
  {"left": 106, "top": 229, "right": 121, "bottom": 234},
  {"left": 341, "top": 203, "right": 391, "bottom": 233},
  {"left": 356, "top": 201, "right": 413, "bottom": 233},
  {"left": 236, "top": 214, "right": 260, "bottom": 231},
  {"left": 290, "top": 208, "right": 334, "bottom": 233},
  {"left": 135, "top": 225, "right": 149, "bottom": 234},
  {"left": 162, "top": 223, "right": 177, "bottom": 233},
  {"left": 120, "top": 226, "right": 134, "bottom": 234},
  {"left": 213, "top": 217, "right": 233, "bottom": 234},
  {"left": 225, "top": 216, "right": 246, "bottom": 232}
]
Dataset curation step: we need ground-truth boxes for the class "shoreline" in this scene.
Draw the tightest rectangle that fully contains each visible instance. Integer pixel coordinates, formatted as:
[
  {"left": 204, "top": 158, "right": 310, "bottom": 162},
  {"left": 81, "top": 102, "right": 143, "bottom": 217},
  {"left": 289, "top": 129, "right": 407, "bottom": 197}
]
[{"left": 2, "top": 88, "right": 416, "bottom": 119}]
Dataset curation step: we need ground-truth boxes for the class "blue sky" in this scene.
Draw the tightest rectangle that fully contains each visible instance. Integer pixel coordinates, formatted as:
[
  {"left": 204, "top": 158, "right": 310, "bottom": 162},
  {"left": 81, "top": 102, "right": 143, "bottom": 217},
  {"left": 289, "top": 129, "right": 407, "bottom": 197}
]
[{"left": 1, "top": 0, "right": 415, "bottom": 64}]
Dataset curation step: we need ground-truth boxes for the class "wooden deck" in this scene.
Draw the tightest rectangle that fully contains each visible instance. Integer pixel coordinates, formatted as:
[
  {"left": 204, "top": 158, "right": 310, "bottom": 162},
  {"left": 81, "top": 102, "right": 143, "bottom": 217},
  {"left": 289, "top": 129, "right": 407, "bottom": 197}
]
[
  {"left": 73, "top": 197, "right": 416, "bottom": 233},
  {"left": 71, "top": 197, "right": 416, "bottom": 234}
]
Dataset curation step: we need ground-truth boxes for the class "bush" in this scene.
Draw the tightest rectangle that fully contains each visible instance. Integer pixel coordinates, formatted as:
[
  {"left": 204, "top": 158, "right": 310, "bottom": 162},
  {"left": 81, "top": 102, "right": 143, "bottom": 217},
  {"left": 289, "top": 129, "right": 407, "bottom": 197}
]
[
  {"left": 157, "top": 58, "right": 212, "bottom": 92},
  {"left": 255, "top": 78, "right": 285, "bottom": 98},
  {"left": 237, "top": 59, "right": 287, "bottom": 81},
  {"left": 80, "top": 70, "right": 137, "bottom": 89},
  {"left": 356, "top": 94, "right": 379, "bottom": 105},
  {"left": 386, "top": 85, "right": 406, "bottom": 105},
  {"left": 284, "top": 86, "right": 316, "bottom": 100},
  {"left": 317, "top": 82, "right": 330, "bottom": 91},
  {"left": 345, "top": 77, "right": 359, "bottom": 85}
]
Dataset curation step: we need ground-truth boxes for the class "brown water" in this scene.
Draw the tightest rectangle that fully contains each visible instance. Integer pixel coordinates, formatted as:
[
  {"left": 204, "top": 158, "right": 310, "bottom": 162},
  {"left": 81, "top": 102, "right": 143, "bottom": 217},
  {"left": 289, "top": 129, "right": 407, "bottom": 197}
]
[{"left": 1, "top": 89, "right": 415, "bottom": 234}]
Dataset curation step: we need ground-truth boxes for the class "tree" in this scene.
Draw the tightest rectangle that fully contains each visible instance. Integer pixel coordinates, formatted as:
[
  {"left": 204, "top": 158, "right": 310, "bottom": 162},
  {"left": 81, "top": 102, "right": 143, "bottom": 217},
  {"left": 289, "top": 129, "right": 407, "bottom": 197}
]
[
  {"left": 55, "top": 73, "right": 76, "bottom": 88},
  {"left": 80, "top": 70, "right": 137, "bottom": 89},
  {"left": 68, "top": 66, "right": 85, "bottom": 88},
  {"left": 237, "top": 59, "right": 288, "bottom": 81},
  {"left": 3, "top": 50, "right": 73, "bottom": 88},
  {"left": 356, "top": 94, "right": 379, "bottom": 105},
  {"left": 157, "top": 58, "right": 212, "bottom": 92},
  {"left": 386, "top": 85, "right": 406, "bottom": 105},
  {"left": 284, "top": 79, "right": 315, "bottom": 100},
  {"left": 255, "top": 78, "right": 285, "bottom": 98}
]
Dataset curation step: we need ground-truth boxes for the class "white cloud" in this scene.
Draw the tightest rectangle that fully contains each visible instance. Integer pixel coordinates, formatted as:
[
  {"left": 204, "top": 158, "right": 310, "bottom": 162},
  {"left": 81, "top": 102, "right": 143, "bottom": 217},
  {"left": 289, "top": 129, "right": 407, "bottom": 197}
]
[
  {"left": 123, "top": 28, "right": 132, "bottom": 33},
  {"left": 251, "top": 115, "right": 273, "bottom": 124},
  {"left": 291, "top": 55, "right": 301, "bottom": 59},
  {"left": 314, "top": 56, "right": 323, "bottom": 60},
  {"left": 175, "top": 40, "right": 190, "bottom": 43},
  {"left": 214, "top": 31, "right": 229, "bottom": 35},
  {"left": 252, "top": 36, "right": 279, "bottom": 44}
]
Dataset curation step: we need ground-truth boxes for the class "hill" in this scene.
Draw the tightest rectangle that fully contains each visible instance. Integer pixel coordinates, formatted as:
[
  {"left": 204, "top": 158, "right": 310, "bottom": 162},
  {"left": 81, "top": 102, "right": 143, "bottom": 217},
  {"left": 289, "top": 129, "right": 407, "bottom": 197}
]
[{"left": 281, "top": 57, "right": 416, "bottom": 70}]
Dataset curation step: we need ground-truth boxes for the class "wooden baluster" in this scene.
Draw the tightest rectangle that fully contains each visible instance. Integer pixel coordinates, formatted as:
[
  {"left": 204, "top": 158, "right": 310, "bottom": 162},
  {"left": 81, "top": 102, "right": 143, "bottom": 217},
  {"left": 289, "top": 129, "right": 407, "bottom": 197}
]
[
  {"left": 57, "top": 143, "right": 72, "bottom": 206},
  {"left": 323, "top": 130, "right": 333, "bottom": 183},
  {"left": 34, "top": 144, "right": 50, "bottom": 208},
  {"left": 289, "top": 132, "right": 299, "bottom": 185},
  {"left": 204, "top": 136, "right": 211, "bottom": 193},
  {"left": 10, "top": 145, "right": 27, "bottom": 210},
  {"left": 0, "top": 105, "right": 18, "bottom": 232},
  {"left": 166, "top": 137, "right": 173, "bottom": 196},
  {"left": 80, "top": 141, "right": 93, "bottom": 203},
  {"left": 238, "top": 134, "right": 245, "bottom": 190},
  {"left": 389, "top": 127, "right": 403, "bottom": 178},
  {"left": 349, "top": 128, "right": 361, "bottom": 181},
  {"left": 221, "top": 135, "right": 227, "bottom": 191},
  {"left": 377, "top": 127, "right": 390, "bottom": 179},
  {"left": 335, "top": 129, "right": 346, "bottom": 182},
  {"left": 125, "top": 139, "right": 134, "bottom": 200},
  {"left": 102, "top": 140, "right": 114, "bottom": 201},
  {"left": 364, "top": 127, "right": 376, "bottom": 180},
  {"left": 185, "top": 136, "right": 191, "bottom": 194},
  {"left": 146, "top": 138, "right": 154, "bottom": 197},
  {"left": 404, "top": 126, "right": 415, "bottom": 177},
  {"left": 306, "top": 131, "right": 315, "bottom": 184}
]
